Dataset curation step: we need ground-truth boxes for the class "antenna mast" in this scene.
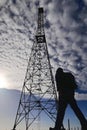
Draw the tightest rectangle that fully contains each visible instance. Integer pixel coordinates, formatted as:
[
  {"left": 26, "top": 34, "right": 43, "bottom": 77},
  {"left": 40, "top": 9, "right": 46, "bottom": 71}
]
[{"left": 12, "top": 7, "right": 57, "bottom": 130}]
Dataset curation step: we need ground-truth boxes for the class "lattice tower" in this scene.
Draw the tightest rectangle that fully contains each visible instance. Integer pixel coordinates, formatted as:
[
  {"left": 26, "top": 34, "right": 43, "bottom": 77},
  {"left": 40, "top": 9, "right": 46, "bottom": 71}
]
[{"left": 12, "top": 7, "right": 57, "bottom": 130}]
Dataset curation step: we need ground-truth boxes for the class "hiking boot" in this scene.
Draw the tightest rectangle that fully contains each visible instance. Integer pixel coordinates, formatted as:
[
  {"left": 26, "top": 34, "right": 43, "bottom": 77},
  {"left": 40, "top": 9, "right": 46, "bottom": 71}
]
[
  {"left": 61, "top": 128, "right": 66, "bottom": 130},
  {"left": 81, "top": 126, "right": 87, "bottom": 130},
  {"left": 49, "top": 127, "right": 57, "bottom": 130},
  {"left": 49, "top": 127, "right": 66, "bottom": 130},
  {"left": 81, "top": 122, "right": 87, "bottom": 130}
]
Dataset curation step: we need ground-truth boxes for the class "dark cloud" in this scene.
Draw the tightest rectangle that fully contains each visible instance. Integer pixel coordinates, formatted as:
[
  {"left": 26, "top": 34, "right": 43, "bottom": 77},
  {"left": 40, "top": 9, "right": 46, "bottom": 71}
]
[
  {"left": 45, "top": 2, "right": 87, "bottom": 73},
  {"left": 12, "top": 0, "right": 17, "bottom": 4}
]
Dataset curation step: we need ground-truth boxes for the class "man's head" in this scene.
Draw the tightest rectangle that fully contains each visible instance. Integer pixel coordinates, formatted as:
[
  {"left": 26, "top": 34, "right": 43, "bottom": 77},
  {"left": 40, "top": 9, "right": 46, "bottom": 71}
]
[{"left": 56, "top": 67, "right": 63, "bottom": 75}]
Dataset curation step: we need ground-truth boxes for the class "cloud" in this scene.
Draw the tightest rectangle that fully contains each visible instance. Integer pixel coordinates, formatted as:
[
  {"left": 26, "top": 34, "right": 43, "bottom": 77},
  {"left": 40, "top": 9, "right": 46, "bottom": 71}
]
[
  {"left": 44, "top": 0, "right": 87, "bottom": 91},
  {"left": 0, "top": 0, "right": 87, "bottom": 99},
  {"left": 75, "top": 92, "right": 87, "bottom": 100},
  {"left": 0, "top": 0, "right": 7, "bottom": 7}
]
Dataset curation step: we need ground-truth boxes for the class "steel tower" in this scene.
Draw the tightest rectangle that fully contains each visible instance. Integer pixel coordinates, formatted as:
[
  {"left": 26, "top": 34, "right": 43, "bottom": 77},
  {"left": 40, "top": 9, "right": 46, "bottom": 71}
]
[{"left": 12, "top": 7, "right": 57, "bottom": 130}]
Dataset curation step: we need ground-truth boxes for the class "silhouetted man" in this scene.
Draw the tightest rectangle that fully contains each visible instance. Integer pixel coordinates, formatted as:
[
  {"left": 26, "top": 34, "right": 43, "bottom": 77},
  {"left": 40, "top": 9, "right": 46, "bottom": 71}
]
[{"left": 50, "top": 68, "right": 87, "bottom": 130}]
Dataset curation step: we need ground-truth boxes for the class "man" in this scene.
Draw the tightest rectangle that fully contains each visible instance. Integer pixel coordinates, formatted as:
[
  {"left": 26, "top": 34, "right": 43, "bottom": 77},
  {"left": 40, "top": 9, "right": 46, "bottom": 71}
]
[{"left": 50, "top": 68, "right": 87, "bottom": 130}]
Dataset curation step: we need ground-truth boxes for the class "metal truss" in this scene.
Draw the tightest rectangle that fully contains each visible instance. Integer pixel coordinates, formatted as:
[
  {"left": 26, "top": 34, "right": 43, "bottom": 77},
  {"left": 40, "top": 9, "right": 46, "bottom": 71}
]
[{"left": 12, "top": 7, "right": 57, "bottom": 130}]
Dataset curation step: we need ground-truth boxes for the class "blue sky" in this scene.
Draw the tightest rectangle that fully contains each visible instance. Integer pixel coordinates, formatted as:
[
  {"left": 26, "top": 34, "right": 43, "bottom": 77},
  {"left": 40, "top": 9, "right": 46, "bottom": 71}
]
[
  {"left": 0, "top": 0, "right": 87, "bottom": 130},
  {"left": 0, "top": 88, "right": 87, "bottom": 130}
]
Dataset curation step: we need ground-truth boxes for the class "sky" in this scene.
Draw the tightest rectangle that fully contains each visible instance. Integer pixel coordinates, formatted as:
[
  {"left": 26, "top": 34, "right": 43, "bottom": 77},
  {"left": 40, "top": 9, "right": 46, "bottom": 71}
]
[
  {"left": 0, "top": 0, "right": 87, "bottom": 129},
  {"left": 0, "top": 88, "right": 87, "bottom": 130}
]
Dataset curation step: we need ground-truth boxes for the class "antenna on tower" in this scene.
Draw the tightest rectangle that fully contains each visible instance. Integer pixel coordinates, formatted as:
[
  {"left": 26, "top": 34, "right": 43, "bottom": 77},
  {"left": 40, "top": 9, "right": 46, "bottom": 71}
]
[
  {"left": 12, "top": 7, "right": 57, "bottom": 130},
  {"left": 38, "top": 0, "right": 41, "bottom": 7}
]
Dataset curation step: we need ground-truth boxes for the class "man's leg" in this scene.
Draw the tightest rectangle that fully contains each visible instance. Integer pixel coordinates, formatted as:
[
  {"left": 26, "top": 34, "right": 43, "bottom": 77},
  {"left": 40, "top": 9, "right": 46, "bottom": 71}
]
[
  {"left": 55, "top": 97, "right": 67, "bottom": 130},
  {"left": 70, "top": 98, "right": 87, "bottom": 130},
  {"left": 50, "top": 97, "right": 67, "bottom": 130}
]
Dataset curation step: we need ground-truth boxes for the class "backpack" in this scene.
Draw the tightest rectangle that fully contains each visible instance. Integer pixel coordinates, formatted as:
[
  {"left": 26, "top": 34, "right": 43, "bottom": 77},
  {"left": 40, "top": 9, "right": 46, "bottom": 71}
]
[
  {"left": 62, "top": 73, "right": 78, "bottom": 90},
  {"left": 55, "top": 72, "right": 78, "bottom": 91}
]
